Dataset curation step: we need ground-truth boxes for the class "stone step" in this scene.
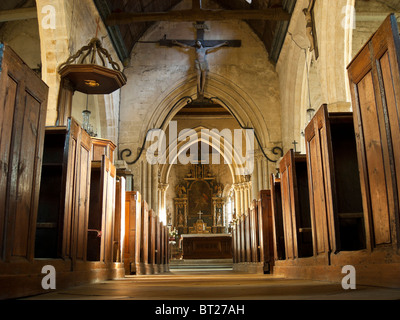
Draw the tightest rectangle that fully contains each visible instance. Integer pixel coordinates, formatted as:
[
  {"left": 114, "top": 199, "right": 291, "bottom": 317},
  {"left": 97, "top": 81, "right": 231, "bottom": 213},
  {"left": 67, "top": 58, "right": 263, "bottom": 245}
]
[{"left": 169, "top": 259, "right": 233, "bottom": 269}]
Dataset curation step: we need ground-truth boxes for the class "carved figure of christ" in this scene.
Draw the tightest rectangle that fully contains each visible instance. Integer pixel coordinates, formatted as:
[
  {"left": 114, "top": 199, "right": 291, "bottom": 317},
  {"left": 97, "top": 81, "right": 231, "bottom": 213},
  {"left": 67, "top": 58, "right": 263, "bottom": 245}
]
[{"left": 172, "top": 39, "right": 229, "bottom": 98}]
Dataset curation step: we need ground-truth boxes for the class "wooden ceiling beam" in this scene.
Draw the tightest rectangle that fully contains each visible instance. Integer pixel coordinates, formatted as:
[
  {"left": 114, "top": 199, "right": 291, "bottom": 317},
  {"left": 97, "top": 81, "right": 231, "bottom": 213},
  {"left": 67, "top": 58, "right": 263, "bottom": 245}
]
[
  {"left": 192, "top": 0, "right": 202, "bottom": 10},
  {"left": 0, "top": 7, "right": 37, "bottom": 23},
  {"left": 106, "top": 8, "right": 291, "bottom": 25}
]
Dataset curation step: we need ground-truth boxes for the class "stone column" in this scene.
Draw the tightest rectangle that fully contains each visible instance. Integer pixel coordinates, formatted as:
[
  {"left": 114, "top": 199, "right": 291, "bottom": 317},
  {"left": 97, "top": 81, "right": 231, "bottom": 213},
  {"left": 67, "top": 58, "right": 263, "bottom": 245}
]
[
  {"left": 233, "top": 184, "right": 240, "bottom": 219},
  {"left": 252, "top": 160, "right": 258, "bottom": 201},
  {"left": 152, "top": 164, "right": 158, "bottom": 214},
  {"left": 257, "top": 157, "right": 263, "bottom": 193},
  {"left": 243, "top": 183, "right": 249, "bottom": 216},
  {"left": 158, "top": 183, "right": 169, "bottom": 225}
]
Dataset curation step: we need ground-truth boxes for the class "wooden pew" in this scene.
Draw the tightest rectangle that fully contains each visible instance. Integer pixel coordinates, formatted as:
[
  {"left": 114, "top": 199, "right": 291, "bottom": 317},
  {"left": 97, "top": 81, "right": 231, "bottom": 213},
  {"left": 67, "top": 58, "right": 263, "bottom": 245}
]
[
  {"left": 258, "top": 190, "right": 275, "bottom": 273},
  {"left": 124, "top": 191, "right": 141, "bottom": 274},
  {"left": 270, "top": 174, "right": 285, "bottom": 261},
  {"left": 279, "top": 150, "right": 313, "bottom": 260},
  {"left": 348, "top": 13, "right": 400, "bottom": 253},
  {"left": 35, "top": 118, "right": 92, "bottom": 262},
  {"left": 305, "top": 105, "right": 365, "bottom": 260}
]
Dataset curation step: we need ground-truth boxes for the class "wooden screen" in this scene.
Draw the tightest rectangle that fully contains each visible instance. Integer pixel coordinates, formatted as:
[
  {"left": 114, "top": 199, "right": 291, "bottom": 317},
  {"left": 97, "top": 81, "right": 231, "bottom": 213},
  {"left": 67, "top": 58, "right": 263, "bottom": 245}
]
[
  {"left": 279, "top": 150, "right": 313, "bottom": 259},
  {"left": 0, "top": 44, "right": 48, "bottom": 262},
  {"left": 270, "top": 174, "right": 285, "bottom": 260},
  {"left": 348, "top": 14, "right": 400, "bottom": 250},
  {"left": 305, "top": 105, "right": 365, "bottom": 255}
]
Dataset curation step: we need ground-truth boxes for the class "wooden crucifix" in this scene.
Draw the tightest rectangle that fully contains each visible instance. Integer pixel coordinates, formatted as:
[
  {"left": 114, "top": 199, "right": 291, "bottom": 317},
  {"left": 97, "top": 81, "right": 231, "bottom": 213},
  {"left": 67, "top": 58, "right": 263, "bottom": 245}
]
[{"left": 159, "top": 22, "right": 241, "bottom": 99}]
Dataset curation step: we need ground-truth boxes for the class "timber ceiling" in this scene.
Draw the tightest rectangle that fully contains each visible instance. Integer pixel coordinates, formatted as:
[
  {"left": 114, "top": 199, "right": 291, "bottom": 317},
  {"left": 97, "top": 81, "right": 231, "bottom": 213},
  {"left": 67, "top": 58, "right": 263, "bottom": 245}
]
[{"left": 94, "top": 0, "right": 296, "bottom": 65}]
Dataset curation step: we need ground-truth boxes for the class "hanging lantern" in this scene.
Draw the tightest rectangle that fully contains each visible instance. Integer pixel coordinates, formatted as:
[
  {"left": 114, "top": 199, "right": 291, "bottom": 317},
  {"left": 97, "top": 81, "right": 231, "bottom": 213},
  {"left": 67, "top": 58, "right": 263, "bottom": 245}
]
[
  {"left": 82, "top": 95, "right": 97, "bottom": 137},
  {"left": 58, "top": 38, "right": 127, "bottom": 95}
]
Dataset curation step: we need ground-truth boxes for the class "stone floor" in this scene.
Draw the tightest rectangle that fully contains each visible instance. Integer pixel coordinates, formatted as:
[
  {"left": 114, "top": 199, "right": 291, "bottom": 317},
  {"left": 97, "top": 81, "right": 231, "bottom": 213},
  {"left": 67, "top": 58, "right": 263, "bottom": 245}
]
[{"left": 24, "top": 269, "right": 400, "bottom": 301}]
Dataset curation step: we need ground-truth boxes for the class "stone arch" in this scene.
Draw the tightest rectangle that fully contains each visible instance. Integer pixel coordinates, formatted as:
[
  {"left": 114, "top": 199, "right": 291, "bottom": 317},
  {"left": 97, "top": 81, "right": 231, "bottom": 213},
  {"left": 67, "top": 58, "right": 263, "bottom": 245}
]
[
  {"left": 136, "top": 72, "right": 273, "bottom": 155},
  {"left": 159, "top": 125, "right": 250, "bottom": 186}
]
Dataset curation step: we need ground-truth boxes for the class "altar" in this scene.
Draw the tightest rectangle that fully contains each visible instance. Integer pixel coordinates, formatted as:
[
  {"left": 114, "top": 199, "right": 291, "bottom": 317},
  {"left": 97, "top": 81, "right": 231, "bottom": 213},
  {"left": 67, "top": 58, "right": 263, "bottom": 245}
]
[{"left": 180, "top": 233, "right": 232, "bottom": 259}]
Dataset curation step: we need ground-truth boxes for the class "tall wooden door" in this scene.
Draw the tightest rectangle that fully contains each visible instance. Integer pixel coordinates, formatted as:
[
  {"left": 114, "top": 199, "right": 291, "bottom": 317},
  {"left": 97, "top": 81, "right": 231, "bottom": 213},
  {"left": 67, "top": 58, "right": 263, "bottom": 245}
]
[
  {"left": 348, "top": 14, "right": 400, "bottom": 250},
  {"left": 0, "top": 44, "right": 48, "bottom": 262}
]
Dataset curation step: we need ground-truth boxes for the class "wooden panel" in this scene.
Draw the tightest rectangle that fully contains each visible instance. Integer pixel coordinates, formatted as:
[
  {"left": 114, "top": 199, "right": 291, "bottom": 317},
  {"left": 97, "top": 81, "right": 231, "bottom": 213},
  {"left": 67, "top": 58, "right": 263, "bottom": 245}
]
[
  {"left": 114, "top": 177, "right": 126, "bottom": 263},
  {"left": 149, "top": 210, "right": 156, "bottom": 265},
  {"left": 0, "top": 44, "right": 48, "bottom": 262},
  {"left": 62, "top": 121, "right": 79, "bottom": 258},
  {"left": 244, "top": 211, "right": 252, "bottom": 262},
  {"left": 305, "top": 115, "right": 330, "bottom": 258},
  {"left": 86, "top": 155, "right": 115, "bottom": 262},
  {"left": 156, "top": 219, "right": 161, "bottom": 266},
  {"left": 348, "top": 14, "right": 400, "bottom": 249},
  {"left": 280, "top": 152, "right": 296, "bottom": 259},
  {"left": 250, "top": 200, "right": 259, "bottom": 262},
  {"left": 279, "top": 150, "right": 312, "bottom": 259},
  {"left": 305, "top": 105, "right": 366, "bottom": 254},
  {"left": 104, "top": 157, "right": 116, "bottom": 263},
  {"left": 124, "top": 191, "right": 140, "bottom": 274},
  {"left": 91, "top": 137, "right": 117, "bottom": 163},
  {"left": 142, "top": 201, "right": 150, "bottom": 265},
  {"left": 270, "top": 174, "right": 285, "bottom": 260},
  {"left": 258, "top": 190, "right": 274, "bottom": 271},
  {"left": 239, "top": 214, "right": 246, "bottom": 262},
  {"left": 73, "top": 129, "right": 92, "bottom": 261}
]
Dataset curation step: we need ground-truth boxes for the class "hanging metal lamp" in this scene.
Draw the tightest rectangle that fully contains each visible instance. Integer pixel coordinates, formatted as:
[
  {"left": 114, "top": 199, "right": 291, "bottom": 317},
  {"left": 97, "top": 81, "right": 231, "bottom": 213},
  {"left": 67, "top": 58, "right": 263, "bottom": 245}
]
[{"left": 58, "top": 38, "right": 127, "bottom": 95}]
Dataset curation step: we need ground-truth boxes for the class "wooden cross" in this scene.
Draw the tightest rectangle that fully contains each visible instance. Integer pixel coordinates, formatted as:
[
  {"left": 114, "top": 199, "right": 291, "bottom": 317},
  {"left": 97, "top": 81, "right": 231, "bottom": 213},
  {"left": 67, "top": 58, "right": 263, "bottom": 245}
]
[
  {"left": 292, "top": 140, "right": 298, "bottom": 153},
  {"left": 159, "top": 22, "right": 241, "bottom": 99}
]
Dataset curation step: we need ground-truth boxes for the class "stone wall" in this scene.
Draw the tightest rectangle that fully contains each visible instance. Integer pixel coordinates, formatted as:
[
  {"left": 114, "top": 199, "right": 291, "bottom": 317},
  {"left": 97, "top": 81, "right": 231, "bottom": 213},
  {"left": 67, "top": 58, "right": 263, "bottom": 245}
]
[{"left": 119, "top": 0, "right": 282, "bottom": 216}]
